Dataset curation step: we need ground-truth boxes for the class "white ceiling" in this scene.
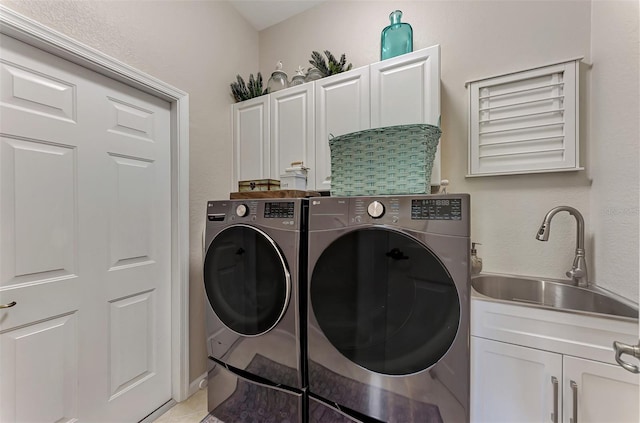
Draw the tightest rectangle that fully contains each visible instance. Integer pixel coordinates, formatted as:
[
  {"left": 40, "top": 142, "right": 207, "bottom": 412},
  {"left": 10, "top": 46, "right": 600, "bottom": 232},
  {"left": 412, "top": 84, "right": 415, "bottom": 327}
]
[{"left": 228, "top": 0, "right": 325, "bottom": 31}]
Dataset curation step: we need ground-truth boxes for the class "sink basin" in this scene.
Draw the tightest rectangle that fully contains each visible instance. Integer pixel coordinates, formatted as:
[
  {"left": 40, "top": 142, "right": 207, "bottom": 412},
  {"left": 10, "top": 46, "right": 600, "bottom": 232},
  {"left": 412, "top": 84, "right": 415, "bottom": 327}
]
[{"left": 472, "top": 274, "right": 638, "bottom": 319}]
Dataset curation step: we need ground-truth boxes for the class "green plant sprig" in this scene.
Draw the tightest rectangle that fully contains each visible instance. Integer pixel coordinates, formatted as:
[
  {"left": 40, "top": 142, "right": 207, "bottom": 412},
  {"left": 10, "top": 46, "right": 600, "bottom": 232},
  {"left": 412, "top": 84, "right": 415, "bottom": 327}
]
[
  {"left": 230, "top": 72, "right": 268, "bottom": 102},
  {"left": 309, "top": 50, "right": 353, "bottom": 77}
]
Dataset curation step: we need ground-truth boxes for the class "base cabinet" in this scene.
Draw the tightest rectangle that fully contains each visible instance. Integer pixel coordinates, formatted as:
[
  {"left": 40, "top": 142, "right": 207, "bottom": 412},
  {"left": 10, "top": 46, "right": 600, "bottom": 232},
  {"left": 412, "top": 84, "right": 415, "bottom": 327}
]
[
  {"left": 563, "top": 355, "right": 639, "bottom": 423},
  {"left": 471, "top": 296, "right": 640, "bottom": 423},
  {"left": 471, "top": 337, "right": 561, "bottom": 423},
  {"left": 471, "top": 337, "right": 639, "bottom": 423}
]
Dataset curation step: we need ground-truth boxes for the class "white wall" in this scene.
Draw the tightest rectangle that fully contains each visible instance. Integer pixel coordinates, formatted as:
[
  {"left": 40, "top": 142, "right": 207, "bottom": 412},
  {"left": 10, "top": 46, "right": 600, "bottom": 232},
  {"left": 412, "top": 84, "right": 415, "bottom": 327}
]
[
  {"left": 590, "top": 0, "right": 639, "bottom": 300},
  {"left": 2, "top": 0, "right": 637, "bottom": 393},
  {"left": 260, "top": 1, "right": 638, "bottom": 300},
  {"left": 0, "top": 0, "right": 260, "bottom": 381}
]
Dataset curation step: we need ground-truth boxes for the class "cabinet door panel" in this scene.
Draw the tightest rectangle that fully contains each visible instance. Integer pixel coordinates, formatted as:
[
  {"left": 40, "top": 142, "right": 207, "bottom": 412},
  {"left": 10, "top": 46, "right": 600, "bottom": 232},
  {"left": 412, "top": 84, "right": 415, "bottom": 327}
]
[
  {"left": 270, "top": 84, "right": 314, "bottom": 188},
  {"left": 471, "top": 337, "right": 561, "bottom": 423},
  {"left": 231, "top": 96, "right": 270, "bottom": 190},
  {"left": 370, "top": 46, "right": 441, "bottom": 184},
  {"left": 563, "top": 356, "right": 639, "bottom": 423},
  {"left": 314, "top": 67, "right": 370, "bottom": 190}
]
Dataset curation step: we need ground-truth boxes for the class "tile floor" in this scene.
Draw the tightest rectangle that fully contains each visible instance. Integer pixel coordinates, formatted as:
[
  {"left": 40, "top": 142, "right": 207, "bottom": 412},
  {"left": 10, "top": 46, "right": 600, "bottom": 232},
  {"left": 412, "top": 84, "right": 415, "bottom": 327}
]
[{"left": 154, "top": 388, "right": 209, "bottom": 423}]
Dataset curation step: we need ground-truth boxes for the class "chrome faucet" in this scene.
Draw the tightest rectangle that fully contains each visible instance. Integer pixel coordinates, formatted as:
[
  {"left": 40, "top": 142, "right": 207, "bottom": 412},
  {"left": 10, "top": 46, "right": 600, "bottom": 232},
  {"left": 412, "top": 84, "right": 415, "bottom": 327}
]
[{"left": 536, "top": 206, "right": 588, "bottom": 287}]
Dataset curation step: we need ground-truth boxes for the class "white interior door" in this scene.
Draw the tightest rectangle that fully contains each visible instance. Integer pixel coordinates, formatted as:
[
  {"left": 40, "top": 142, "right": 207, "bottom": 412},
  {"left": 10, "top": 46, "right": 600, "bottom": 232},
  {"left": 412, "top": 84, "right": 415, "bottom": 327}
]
[{"left": 0, "top": 33, "right": 171, "bottom": 422}]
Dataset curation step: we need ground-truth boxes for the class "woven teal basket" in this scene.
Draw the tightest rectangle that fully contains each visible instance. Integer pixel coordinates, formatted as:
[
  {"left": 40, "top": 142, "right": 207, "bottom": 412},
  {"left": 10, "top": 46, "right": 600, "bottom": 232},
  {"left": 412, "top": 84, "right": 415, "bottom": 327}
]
[{"left": 329, "top": 124, "right": 441, "bottom": 196}]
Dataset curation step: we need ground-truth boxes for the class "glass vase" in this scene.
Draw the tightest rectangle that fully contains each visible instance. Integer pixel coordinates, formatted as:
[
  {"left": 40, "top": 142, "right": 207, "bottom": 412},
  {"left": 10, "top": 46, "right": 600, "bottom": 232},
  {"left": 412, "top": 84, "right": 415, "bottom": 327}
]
[{"left": 380, "top": 10, "right": 413, "bottom": 60}]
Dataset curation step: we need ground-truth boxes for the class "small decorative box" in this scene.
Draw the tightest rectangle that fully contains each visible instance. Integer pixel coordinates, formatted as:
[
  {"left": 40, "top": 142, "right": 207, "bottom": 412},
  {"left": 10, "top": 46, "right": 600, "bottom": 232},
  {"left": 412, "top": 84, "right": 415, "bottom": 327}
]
[
  {"left": 238, "top": 179, "right": 280, "bottom": 192},
  {"left": 280, "top": 173, "right": 307, "bottom": 190}
]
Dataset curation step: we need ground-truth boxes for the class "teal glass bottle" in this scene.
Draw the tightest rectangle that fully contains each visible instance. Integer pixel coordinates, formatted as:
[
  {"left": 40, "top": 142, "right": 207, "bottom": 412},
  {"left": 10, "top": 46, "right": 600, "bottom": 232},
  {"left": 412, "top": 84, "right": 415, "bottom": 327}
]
[{"left": 380, "top": 10, "right": 413, "bottom": 60}]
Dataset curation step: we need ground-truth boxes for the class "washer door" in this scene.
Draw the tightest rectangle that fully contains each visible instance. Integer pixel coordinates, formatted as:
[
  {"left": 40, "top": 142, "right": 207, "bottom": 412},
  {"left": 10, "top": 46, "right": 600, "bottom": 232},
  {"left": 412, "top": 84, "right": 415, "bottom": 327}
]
[
  {"left": 204, "top": 225, "right": 291, "bottom": 336},
  {"left": 310, "top": 227, "right": 460, "bottom": 375}
]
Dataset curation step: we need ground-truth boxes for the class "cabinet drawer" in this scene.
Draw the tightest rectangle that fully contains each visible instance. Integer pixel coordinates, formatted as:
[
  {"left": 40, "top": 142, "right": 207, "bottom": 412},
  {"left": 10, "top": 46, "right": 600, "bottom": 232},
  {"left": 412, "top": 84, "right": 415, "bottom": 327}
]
[{"left": 471, "top": 298, "right": 637, "bottom": 365}]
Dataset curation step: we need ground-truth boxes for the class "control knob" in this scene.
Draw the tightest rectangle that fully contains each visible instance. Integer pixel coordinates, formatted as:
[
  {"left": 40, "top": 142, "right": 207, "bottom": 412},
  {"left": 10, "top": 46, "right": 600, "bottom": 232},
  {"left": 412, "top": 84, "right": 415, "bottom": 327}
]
[
  {"left": 235, "top": 204, "right": 249, "bottom": 217},
  {"left": 367, "top": 201, "right": 385, "bottom": 218}
]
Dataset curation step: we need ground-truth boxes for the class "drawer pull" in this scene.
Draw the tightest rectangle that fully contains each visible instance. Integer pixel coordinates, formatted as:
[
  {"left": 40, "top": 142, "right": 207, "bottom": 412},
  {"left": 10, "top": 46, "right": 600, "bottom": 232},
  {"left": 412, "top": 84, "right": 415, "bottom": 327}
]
[
  {"left": 570, "top": 380, "right": 578, "bottom": 423},
  {"left": 551, "top": 376, "right": 558, "bottom": 423}
]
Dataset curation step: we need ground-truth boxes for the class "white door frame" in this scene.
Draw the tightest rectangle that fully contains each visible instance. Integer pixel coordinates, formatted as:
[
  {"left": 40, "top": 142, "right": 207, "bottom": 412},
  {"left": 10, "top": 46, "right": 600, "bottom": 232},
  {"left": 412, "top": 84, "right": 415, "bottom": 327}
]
[{"left": 0, "top": 5, "right": 190, "bottom": 402}]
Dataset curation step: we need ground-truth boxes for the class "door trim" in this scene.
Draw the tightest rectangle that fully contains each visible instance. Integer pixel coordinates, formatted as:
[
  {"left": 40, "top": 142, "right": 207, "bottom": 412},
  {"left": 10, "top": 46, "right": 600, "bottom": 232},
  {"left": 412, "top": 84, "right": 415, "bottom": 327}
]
[{"left": 0, "top": 5, "right": 190, "bottom": 402}]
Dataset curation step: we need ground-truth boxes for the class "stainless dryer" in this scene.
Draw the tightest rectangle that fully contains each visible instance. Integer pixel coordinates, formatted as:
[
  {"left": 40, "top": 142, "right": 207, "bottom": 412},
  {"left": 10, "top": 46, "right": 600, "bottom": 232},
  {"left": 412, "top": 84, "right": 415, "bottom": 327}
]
[
  {"left": 203, "top": 199, "right": 307, "bottom": 420},
  {"left": 307, "top": 195, "right": 470, "bottom": 423}
]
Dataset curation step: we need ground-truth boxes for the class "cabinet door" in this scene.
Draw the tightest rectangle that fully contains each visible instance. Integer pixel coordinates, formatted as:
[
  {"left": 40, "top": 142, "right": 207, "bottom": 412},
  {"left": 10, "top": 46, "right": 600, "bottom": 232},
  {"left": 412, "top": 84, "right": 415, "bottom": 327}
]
[
  {"left": 370, "top": 45, "right": 441, "bottom": 185},
  {"left": 270, "top": 84, "right": 315, "bottom": 188},
  {"left": 471, "top": 337, "right": 562, "bottom": 423},
  {"left": 314, "top": 67, "right": 370, "bottom": 190},
  {"left": 231, "top": 96, "right": 269, "bottom": 190},
  {"left": 563, "top": 356, "right": 639, "bottom": 423}
]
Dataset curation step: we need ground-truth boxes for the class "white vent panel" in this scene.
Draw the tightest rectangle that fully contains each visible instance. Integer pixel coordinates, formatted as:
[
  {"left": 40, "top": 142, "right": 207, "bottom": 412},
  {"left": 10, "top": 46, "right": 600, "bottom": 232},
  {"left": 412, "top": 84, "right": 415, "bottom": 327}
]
[{"left": 468, "top": 59, "right": 581, "bottom": 176}]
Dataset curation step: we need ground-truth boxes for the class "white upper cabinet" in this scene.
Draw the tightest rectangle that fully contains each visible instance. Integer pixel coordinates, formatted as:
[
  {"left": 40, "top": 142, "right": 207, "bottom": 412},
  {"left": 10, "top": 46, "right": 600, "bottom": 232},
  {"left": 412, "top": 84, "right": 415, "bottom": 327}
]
[
  {"left": 370, "top": 45, "right": 441, "bottom": 184},
  {"left": 314, "top": 66, "right": 370, "bottom": 190},
  {"left": 270, "top": 83, "right": 315, "bottom": 184},
  {"left": 231, "top": 96, "right": 269, "bottom": 190},
  {"left": 231, "top": 45, "right": 442, "bottom": 192},
  {"left": 370, "top": 45, "right": 440, "bottom": 127}
]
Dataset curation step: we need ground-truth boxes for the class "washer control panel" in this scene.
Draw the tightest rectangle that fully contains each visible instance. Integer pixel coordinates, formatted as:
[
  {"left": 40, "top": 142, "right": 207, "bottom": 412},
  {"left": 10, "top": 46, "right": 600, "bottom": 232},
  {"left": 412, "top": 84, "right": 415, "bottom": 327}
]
[
  {"left": 264, "top": 201, "right": 295, "bottom": 219},
  {"left": 207, "top": 200, "right": 302, "bottom": 230}
]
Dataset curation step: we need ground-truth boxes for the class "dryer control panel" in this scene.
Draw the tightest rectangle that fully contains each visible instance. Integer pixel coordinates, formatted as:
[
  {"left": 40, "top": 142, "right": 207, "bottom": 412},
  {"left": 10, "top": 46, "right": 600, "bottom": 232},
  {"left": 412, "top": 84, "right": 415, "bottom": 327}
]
[
  {"left": 308, "top": 194, "right": 470, "bottom": 237},
  {"left": 411, "top": 198, "right": 462, "bottom": 220}
]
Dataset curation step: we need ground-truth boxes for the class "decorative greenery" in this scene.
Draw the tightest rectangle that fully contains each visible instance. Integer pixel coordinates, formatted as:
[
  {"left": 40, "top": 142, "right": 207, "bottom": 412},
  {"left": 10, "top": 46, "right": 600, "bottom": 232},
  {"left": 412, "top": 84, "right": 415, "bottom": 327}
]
[
  {"left": 230, "top": 73, "right": 268, "bottom": 102},
  {"left": 309, "top": 50, "right": 353, "bottom": 77}
]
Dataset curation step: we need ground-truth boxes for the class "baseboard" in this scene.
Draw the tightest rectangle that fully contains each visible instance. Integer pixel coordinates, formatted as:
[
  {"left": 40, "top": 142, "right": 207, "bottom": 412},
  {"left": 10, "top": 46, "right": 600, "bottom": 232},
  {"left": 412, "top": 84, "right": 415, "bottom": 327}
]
[
  {"left": 140, "top": 399, "right": 177, "bottom": 423},
  {"left": 189, "top": 371, "right": 208, "bottom": 397}
]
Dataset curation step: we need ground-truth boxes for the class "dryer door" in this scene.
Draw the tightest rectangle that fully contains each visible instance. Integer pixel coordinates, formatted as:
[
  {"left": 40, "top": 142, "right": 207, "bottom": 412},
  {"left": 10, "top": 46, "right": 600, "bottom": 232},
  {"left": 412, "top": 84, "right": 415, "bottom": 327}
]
[
  {"left": 310, "top": 227, "right": 459, "bottom": 375},
  {"left": 204, "top": 224, "right": 291, "bottom": 336}
]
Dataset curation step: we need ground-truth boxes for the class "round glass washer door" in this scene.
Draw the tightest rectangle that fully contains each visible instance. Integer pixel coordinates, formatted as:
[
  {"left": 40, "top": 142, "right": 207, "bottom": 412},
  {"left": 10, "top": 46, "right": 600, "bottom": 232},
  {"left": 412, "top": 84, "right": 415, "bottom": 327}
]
[
  {"left": 204, "top": 225, "right": 291, "bottom": 336},
  {"left": 310, "top": 227, "right": 460, "bottom": 375}
]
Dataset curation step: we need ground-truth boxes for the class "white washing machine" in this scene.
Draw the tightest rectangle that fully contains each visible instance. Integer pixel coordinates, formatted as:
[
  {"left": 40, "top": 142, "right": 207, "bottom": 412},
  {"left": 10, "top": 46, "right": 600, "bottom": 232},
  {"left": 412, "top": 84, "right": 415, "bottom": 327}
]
[
  {"left": 203, "top": 199, "right": 307, "bottom": 421},
  {"left": 307, "top": 195, "right": 470, "bottom": 423}
]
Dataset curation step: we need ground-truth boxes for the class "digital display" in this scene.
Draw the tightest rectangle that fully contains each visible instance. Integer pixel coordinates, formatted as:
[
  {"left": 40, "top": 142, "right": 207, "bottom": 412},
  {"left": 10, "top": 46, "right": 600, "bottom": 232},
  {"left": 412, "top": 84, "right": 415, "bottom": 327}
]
[
  {"left": 411, "top": 198, "right": 462, "bottom": 220},
  {"left": 264, "top": 202, "right": 295, "bottom": 218}
]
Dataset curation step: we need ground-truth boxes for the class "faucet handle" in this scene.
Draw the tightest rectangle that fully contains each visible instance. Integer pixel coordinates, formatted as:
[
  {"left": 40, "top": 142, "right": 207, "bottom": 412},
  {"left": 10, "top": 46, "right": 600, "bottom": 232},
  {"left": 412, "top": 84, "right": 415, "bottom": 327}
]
[{"left": 566, "top": 268, "right": 584, "bottom": 279}]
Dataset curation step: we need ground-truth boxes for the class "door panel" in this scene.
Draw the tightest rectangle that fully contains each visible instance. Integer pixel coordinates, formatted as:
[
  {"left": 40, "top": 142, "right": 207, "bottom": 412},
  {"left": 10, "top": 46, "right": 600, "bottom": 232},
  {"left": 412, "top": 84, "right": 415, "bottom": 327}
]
[
  {"left": 1, "top": 136, "right": 77, "bottom": 285},
  {"left": 107, "top": 154, "right": 155, "bottom": 269},
  {"left": 0, "top": 313, "right": 78, "bottom": 423},
  {"left": 270, "top": 84, "right": 314, "bottom": 185},
  {"left": 96, "top": 65, "right": 171, "bottom": 421},
  {"left": 109, "top": 291, "right": 156, "bottom": 399},
  {"left": 232, "top": 97, "right": 270, "bottom": 189},
  {"left": 563, "top": 356, "right": 639, "bottom": 423},
  {"left": 0, "top": 33, "right": 171, "bottom": 422},
  {"left": 314, "top": 67, "right": 370, "bottom": 189},
  {"left": 0, "top": 60, "right": 76, "bottom": 123},
  {"left": 471, "top": 337, "right": 561, "bottom": 423}
]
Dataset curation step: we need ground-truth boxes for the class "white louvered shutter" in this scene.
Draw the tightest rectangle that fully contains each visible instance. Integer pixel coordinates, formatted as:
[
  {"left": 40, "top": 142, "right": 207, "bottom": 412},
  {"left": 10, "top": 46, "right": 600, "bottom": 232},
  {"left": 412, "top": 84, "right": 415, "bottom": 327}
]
[{"left": 467, "top": 59, "right": 582, "bottom": 177}]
